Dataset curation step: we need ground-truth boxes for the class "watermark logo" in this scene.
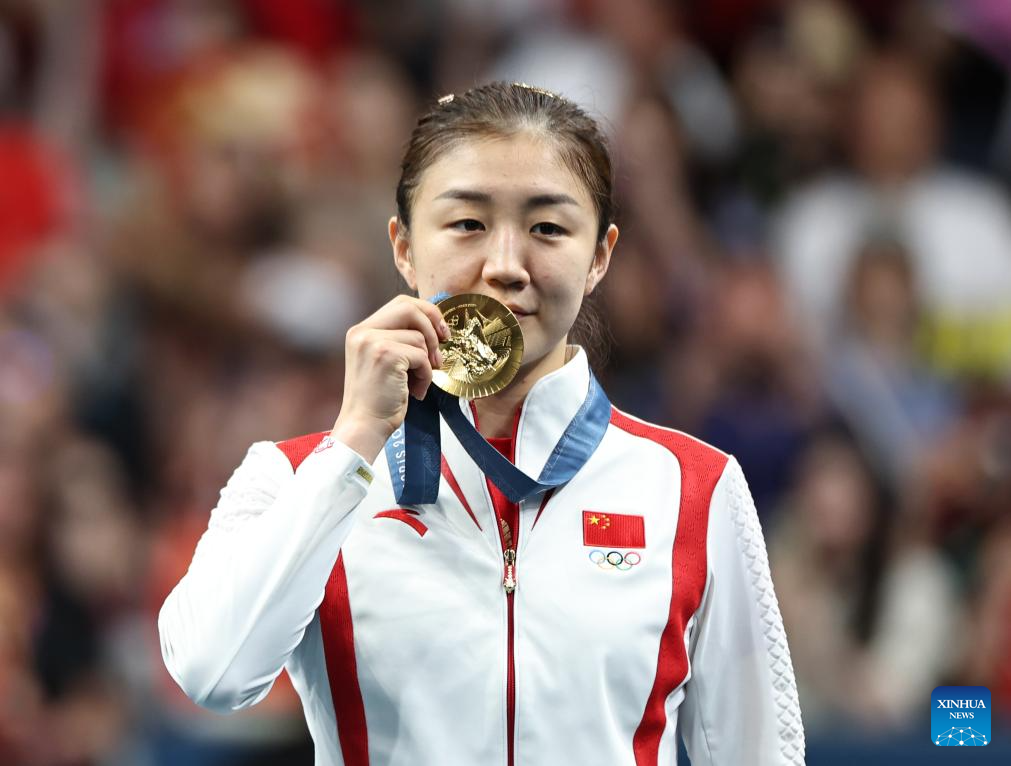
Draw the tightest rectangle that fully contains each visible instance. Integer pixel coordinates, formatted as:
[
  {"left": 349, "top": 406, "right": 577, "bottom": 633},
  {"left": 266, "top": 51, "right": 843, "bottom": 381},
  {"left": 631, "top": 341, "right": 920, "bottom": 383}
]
[{"left": 931, "top": 686, "right": 990, "bottom": 747}]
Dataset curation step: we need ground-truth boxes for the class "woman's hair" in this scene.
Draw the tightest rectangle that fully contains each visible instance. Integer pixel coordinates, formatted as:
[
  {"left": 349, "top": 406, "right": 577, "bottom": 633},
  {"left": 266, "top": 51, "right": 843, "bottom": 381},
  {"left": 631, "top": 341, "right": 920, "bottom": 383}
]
[{"left": 395, "top": 81, "right": 615, "bottom": 242}]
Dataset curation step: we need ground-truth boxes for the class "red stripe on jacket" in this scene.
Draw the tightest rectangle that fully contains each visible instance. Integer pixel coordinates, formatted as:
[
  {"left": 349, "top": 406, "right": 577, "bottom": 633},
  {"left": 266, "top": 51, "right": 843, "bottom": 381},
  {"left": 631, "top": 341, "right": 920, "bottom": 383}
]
[
  {"left": 276, "top": 431, "right": 330, "bottom": 470},
  {"left": 321, "top": 554, "right": 370, "bottom": 765},
  {"left": 277, "top": 433, "right": 369, "bottom": 763},
  {"left": 374, "top": 509, "right": 428, "bottom": 537},
  {"left": 441, "top": 454, "right": 482, "bottom": 530},
  {"left": 608, "top": 408, "right": 729, "bottom": 764}
]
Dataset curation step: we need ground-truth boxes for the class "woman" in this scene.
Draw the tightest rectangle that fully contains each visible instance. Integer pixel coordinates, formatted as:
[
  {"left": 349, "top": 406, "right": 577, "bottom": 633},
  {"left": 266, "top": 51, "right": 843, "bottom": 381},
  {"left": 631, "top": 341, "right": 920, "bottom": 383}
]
[{"left": 159, "top": 82, "right": 804, "bottom": 765}]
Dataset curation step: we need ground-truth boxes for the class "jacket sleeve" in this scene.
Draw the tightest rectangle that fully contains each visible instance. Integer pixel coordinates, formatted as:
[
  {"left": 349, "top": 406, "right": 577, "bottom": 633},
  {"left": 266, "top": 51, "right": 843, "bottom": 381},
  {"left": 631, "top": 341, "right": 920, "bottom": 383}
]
[
  {"left": 158, "top": 436, "right": 375, "bottom": 714},
  {"left": 679, "top": 457, "right": 806, "bottom": 765}
]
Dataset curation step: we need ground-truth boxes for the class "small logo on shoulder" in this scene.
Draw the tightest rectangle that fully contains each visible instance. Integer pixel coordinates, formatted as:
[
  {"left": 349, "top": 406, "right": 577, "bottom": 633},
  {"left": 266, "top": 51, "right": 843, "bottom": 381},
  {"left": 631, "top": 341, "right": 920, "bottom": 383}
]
[{"left": 931, "top": 686, "right": 990, "bottom": 747}]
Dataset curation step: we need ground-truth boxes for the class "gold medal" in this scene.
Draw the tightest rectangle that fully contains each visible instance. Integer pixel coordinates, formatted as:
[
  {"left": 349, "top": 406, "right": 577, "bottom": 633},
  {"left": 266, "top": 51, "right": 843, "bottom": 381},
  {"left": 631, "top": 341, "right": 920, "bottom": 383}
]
[{"left": 433, "top": 293, "right": 524, "bottom": 398}]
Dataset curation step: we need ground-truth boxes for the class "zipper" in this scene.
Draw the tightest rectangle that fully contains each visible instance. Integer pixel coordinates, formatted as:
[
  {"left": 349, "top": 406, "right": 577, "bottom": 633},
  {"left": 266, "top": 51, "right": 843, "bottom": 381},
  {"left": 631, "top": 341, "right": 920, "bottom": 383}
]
[
  {"left": 475, "top": 401, "right": 525, "bottom": 766},
  {"left": 496, "top": 490, "right": 553, "bottom": 765},
  {"left": 491, "top": 490, "right": 519, "bottom": 766},
  {"left": 497, "top": 518, "right": 518, "bottom": 766}
]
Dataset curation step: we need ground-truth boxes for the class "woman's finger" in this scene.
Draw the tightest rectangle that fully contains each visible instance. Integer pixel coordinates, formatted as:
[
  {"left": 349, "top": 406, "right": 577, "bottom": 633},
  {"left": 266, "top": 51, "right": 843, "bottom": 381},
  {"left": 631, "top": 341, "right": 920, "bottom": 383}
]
[
  {"left": 366, "top": 296, "right": 450, "bottom": 365},
  {"left": 361, "top": 328, "right": 442, "bottom": 368},
  {"left": 388, "top": 341, "right": 433, "bottom": 400}
]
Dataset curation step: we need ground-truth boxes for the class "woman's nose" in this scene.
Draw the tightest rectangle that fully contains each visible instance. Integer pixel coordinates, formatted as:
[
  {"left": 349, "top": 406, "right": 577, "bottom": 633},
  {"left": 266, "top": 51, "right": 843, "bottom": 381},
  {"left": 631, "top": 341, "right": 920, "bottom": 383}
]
[{"left": 481, "top": 227, "right": 530, "bottom": 290}]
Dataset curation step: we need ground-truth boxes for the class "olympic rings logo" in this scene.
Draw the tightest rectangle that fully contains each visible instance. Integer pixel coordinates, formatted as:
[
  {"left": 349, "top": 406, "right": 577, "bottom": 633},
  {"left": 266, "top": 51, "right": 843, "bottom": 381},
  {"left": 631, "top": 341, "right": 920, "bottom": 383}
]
[{"left": 588, "top": 549, "right": 642, "bottom": 571}]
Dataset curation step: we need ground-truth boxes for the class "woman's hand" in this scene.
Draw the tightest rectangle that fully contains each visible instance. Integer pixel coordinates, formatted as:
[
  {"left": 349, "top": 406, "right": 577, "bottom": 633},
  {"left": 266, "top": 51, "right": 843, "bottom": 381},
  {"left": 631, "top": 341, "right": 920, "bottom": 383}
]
[{"left": 331, "top": 295, "right": 450, "bottom": 462}]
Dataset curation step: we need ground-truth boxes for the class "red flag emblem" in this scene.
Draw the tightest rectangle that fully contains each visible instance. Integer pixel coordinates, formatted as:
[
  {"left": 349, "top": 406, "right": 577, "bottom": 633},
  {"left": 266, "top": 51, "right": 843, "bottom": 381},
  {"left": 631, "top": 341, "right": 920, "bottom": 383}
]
[{"left": 582, "top": 511, "right": 645, "bottom": 548}]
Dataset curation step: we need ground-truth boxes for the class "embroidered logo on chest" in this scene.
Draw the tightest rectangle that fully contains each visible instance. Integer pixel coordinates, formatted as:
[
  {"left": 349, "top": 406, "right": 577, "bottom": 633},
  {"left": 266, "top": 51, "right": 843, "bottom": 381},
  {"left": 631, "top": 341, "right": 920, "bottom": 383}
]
[
  {"left": 582, "top": 510, "right": 645, "bottom": 548},
  {"left": 587, "top": 549, "right": 642, "bottom": 571}
]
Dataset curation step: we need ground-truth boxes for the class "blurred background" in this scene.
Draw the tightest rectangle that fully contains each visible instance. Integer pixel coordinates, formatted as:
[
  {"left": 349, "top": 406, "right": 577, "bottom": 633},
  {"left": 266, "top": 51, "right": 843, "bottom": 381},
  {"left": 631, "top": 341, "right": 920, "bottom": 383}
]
[{"left": 0, "top": 0, "right": 1009, "bottom": 764}]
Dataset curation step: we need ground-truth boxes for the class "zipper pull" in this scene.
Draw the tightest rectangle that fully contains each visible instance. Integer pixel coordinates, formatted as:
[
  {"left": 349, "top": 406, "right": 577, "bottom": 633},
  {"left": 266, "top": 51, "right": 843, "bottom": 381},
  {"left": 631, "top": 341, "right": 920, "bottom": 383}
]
[{"left": 503, "top": 548, "right": 517, "bottom": 594}]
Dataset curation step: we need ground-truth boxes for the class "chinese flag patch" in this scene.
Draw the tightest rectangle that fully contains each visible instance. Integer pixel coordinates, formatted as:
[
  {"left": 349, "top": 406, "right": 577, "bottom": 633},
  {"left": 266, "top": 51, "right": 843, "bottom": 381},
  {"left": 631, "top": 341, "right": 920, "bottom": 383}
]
[{"left": 582, "top": 511, "right": 646, "bottom": 548}]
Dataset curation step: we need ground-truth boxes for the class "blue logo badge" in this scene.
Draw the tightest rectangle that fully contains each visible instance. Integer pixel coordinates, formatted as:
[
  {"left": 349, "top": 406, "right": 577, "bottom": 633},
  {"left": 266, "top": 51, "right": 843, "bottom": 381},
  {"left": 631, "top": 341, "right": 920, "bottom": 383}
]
[{"left": 931, "top": 686, "right": 990, "bottom": 746}]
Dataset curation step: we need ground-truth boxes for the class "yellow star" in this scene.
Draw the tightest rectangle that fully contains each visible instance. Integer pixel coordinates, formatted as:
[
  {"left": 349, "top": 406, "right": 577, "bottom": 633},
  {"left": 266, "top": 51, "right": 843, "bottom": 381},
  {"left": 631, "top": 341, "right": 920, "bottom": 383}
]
[{"left": 588, "top": 514, "right": 600, "bottom": 525}]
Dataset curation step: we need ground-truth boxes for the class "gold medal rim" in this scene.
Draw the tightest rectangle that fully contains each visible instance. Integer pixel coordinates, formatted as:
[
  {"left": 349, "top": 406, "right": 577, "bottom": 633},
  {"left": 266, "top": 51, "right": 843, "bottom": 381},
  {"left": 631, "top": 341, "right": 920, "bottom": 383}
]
[{"left": 432, "top": 293, "right": 525, "bottom": 398}]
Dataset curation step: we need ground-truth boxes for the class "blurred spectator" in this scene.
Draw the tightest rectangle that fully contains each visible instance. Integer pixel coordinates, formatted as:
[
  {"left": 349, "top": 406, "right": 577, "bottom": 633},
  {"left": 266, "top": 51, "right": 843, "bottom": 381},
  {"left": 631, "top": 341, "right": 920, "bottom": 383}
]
[
  {"left": 695, "top": 260, "right": 819, "bottom": 519},
  {"left": 774, "top": 51, "right": 1011, "bottom": 378},
  {"left": 490, "top": 0, "right": 739, "bottom": 164},
  {"left": 599, "top": 89, "right": 717, "bottom": 420},
  {"left": 34, "top": 438, "right": 137, "bottom": 766},
  {"left": 108, "top": 44, "right": 343, "bottom": 349},
  {"left": 823, "top": 238, "right": 957, "bottom": 488},
  {"left": 728, "top": 0, "right": 864, "bottom": 209},
  {"left": 770, "top": 434, "right": 960, "bottom": 730},
  {"left": 0, "top": 126, "right": 73, "bottom": 297},
  {"left": 910, "top": 387, "right": 1011, "bottom": 569},
  {"left": 307, "top": 49, "right": 419, "bottom": 302}
]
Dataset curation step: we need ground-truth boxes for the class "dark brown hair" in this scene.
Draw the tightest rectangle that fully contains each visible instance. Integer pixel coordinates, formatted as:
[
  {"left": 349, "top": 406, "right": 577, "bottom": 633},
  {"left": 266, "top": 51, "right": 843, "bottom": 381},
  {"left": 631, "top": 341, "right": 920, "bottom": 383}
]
[{"left": 395, "top": 81, "right": 615, "bottom": 242}]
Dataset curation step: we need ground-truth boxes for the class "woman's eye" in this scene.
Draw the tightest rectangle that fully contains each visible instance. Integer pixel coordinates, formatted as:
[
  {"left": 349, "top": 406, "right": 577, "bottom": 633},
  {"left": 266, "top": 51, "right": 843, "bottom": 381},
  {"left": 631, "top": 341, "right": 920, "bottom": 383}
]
[
  {"left": 451, "top": 219, "right": 484, "bottom": 232},
  {"left": 531, "top": 222, "right": 566, "bottom": 237}
]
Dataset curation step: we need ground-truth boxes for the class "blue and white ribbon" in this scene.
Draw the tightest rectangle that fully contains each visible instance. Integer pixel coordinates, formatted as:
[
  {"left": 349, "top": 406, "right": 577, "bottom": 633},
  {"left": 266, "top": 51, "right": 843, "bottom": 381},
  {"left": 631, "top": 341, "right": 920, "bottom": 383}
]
[{"left": 384, "top": 293, "right": 610, "bottom": 504}]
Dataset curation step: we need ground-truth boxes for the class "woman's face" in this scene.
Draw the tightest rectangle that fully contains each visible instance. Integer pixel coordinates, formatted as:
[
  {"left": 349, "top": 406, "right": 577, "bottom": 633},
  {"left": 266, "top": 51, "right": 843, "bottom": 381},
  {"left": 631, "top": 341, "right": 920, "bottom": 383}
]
[{"left": 391, "top": 132, "right": 618, "bottom": 369}]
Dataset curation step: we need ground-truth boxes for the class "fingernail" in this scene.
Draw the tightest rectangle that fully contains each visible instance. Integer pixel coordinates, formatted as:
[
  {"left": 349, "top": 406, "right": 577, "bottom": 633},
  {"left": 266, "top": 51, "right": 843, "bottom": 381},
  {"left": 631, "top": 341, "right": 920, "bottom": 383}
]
[
  {"left": 440, "top": 321, "right": 450, "bottom": 337},
  {"left": 435, "top": 350, "right": 443, "bottom": 368}
]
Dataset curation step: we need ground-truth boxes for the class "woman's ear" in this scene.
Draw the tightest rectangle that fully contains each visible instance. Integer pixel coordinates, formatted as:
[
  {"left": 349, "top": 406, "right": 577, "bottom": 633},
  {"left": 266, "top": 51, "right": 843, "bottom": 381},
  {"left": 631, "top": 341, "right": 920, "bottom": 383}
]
[
  {"left": 390, "top": 216, "right": 417, "bottom": 291},
  {"left": 585, "top": 223, "right": 619, "bottom": 296}
]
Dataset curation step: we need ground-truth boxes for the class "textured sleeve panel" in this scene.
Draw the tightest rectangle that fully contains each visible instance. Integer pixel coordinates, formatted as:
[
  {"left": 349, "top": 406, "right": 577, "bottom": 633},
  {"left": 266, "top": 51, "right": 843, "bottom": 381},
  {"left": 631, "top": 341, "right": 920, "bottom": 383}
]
[
  {"left": 724, "top": 458, "right": 806, "bottom": 763},
  {"left": 158, "top": 437, "right": 374, "bottom": 714},
  {"left": 206, "top": 441, "right": 291, "bottom": 534},
  {"left": 679, "top": 458, "right": 806, "bottom": 766}
]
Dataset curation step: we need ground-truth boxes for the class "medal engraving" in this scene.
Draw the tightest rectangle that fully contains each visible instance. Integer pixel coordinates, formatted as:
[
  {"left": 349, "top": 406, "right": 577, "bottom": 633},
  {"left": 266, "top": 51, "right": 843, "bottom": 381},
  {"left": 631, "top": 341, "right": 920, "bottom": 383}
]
[{"left": 433, "top": 294, "right": 524, "bottom": 398}]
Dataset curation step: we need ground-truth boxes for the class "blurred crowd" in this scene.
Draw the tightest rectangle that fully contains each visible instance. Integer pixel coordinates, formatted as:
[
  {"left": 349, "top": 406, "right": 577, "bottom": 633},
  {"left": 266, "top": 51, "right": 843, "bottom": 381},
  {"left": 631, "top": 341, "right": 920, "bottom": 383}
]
[{"left": 1, "top": 0, "right": 1010, "bottom": 764}]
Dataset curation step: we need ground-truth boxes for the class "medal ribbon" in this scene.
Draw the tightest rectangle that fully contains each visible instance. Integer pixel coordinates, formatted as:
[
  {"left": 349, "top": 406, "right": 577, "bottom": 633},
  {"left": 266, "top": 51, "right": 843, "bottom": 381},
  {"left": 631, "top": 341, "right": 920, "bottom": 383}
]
[
  {"left": 383, "top": 295, "right": 611, "bottom": 504},
  {"left": 385, "top": 373, "right": 610, "bottom": 504}
]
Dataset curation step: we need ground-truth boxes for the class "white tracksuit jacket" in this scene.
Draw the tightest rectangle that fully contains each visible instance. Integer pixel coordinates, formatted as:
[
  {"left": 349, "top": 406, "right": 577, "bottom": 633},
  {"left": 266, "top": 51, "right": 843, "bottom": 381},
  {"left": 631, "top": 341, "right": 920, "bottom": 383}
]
[{"left": 159, "top": 346, "right": 805, "bottom": 765}]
